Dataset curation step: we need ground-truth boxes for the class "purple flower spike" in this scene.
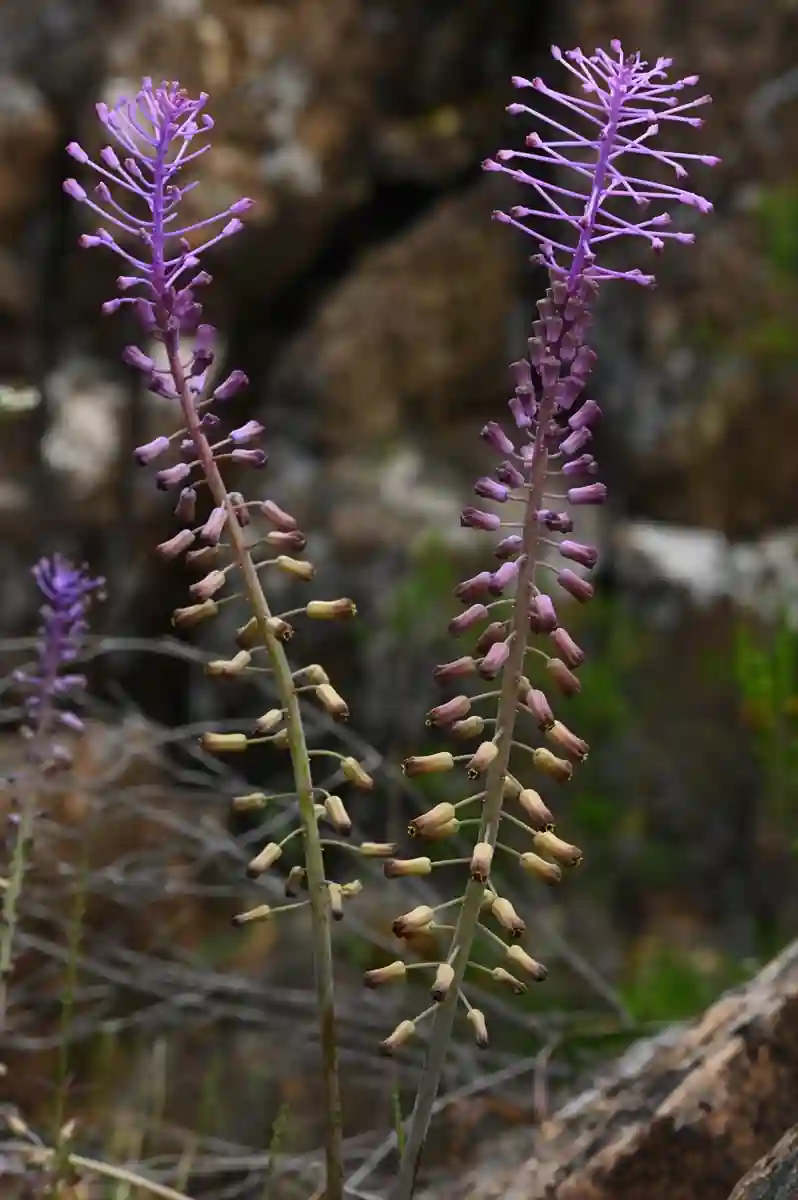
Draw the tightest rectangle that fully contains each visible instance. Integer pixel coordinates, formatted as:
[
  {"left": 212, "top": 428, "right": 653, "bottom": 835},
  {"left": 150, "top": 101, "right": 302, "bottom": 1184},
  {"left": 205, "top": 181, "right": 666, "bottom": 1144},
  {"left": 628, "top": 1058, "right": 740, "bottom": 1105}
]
[{"left": 486, "top": 43, "right": 718, "bottom": 288}]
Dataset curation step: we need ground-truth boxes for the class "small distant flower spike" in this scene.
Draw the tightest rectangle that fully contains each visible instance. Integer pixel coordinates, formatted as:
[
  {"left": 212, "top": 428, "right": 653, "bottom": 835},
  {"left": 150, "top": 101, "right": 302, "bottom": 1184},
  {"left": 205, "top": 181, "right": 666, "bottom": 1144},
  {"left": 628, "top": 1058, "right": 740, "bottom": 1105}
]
[{"left": 392, "top": 45, "right": 717, "bottom": 1196}]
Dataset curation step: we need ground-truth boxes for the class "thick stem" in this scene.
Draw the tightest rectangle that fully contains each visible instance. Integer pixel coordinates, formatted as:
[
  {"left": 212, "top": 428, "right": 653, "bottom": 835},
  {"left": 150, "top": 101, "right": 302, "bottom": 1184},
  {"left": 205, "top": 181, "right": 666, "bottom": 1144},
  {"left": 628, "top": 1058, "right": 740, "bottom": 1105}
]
[
  {"left": 391, "top": 395, "right": 553, "bottom": 1200},
  {"left": 169, "top": 346, "right": 343, "bottom": 1200}
]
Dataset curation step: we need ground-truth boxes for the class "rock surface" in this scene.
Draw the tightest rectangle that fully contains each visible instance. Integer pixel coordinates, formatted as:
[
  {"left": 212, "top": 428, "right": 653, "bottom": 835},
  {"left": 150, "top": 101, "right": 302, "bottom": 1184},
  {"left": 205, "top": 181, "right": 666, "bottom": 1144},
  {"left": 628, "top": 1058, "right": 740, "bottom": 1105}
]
[
  {"left": 423, "top": 939, "right": 798, "bottom": 1200},
  {"left": 729, "top": 1126, "right": 798, "bottom": 1200}
]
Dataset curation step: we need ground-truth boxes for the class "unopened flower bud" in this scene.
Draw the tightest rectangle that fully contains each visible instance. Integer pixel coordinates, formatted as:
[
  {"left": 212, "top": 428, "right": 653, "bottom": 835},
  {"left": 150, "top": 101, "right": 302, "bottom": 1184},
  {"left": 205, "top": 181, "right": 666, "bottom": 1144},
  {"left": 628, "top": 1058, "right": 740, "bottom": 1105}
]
[
  {"left": 135, "top": 436, "right": 170, "bottom": 466},
  {"left": 231, "top": 448, "right": 267, "bottom": 468},
  {"left": 285, "top": 865, "right": 306, "bottom": 897},
  {"left": 559, "top": 540, "right": 598, "bottom": 570},
  {"left": 232, "top": 904, "right": 273, "bottom": 927},
  {"left": 546, "top": 721, "right": 588, "bottom": 761},
  {"left": 156, "top": 462, "right": 192, "bottom": 490},
  {"left": 491, "top": 896, "right": 526, "bottom": 938},
  {"left": 229, "top": 491, "right": 249, "bottom": 525},
  {"left": 156, "top": 528, "right": 195, "bottom": 560},
  {"left": 324, "top": 794, "right": 352, "bottom": 836},
  {"left": 246, "top": 841, "right": 282, "bottom": 877},
  {"left": 213, "top": 370, "right": 249, "bottom": 402},
  {"left": 467, "top": 741, "right": 499, "bottom": 778},
  {"left": 267, "top": 529, "right": 308, "bottom": 552},
  {"left": 451, "top": 715, "right": 486, "bottom": 740},
  {"left": 424, "top": 818, "right": 460, "bottom": 840},
  {"left": 433, "top": 656, "right": 477, "bottom": 682},
  {"left": 567, "top": 483, "right": 607, "bottom": 506},
  {"left": 254, "top": 709, "right": 284, "bottom": 735},
  {"left": 449, "top": 604, "right": 489, "bottom": 635},
  {"left": 200, "top": 506, "right": 227, "bottom": 544},
  {"left": 306, "top": 598, "right": 357, "bottom": 619},
  {"left": 315, "top": 684, "right": 349, "bottom": 720},
  {"left": 190, "top": 569, "right": 227, "bottom": 601},
  {"left": 426, "top": 695, "right": 471, "bottom": 727},
  {"left": 232, "top": 792, "right": 269, "bottom": 812},
  {"left": 525, "top": 688, "right": 555, "bottom": 730},
  {"left": 266, "top": 616, "right": 294, "bottom": 641},
  {"left": 341, "top": 757, "right": 374, "bottom": 790},
  {"left": 384, "top": 857, "right": 433, "bottom": 878},
  {"left": 491, "top": 966, "right": 527, "bottom": 994},
  {"left": 546, "top": 657, "right": 582, "bottom": 697},
  {"left": 201, "top": 732, "right": 248, "bottom": 753},
  {"left": 172, "top": 599, "right": 219, "bottom": 628},
  {"left": 533, "top": 747, "right": 573, "bottom": 782},
  {"left": 358, "top": 841, "right": 398, "bottom": 857},
  {"left": 186, "top": 545, "right": 220, "bottom": 572},
  {"left": 551, "top": 627, "right": 585, "bottom": 668},
  {"left": 174, "top": 487, "right": 197, "bottom": 524},
  {"left": 461, "top": 507, "right": 501, "bottom": 532},
  {"left": 474, "top": 477, "right": 509, "bottom": 503},
  {"left": 275, "top": 555, "right": 315, "bottom": 581},
  {"left": 489, "top": 561, "right": 520, "bottom": 596},
  {"left": 532, "top": 593, "right": 558, "bottom": 632},
  {"left": 235, "top": 616, "right": 259, "bottom": 648},
  {"left": 392, "top": 906, "right": 435, "bottom": 938},
  {"left": 380, "top": 1019, "right": 416, "bottom": 1055},
  {"left": 470, "top": 841, "right": 494, "bottom": 882},
  {"left": 519, "top": 852, "right": 563, "bottom": 885},
  {"left": 402, "top": 752, "right": 455, "bottom": 778},
  {"left": 364, "top": 960, "right": 407, "bottom": 988},
  {"left": 206, "top": 650, "right": 253, "bottom": 677},
  {"left": 431, "top": 962, "right": 455, "bottom": 1001},
  {"left": 475, "top": 622, "right": 508, "bottom": 655},
  {"left": 328, "top": 882, "right": 345, "bottom": 921},
  {"left": 260, "top": 499, "right": 298, "bottom": 530},
  {"left": 454, "top": 572, "right": 493, "bottom": 603},
  {"left": 230, "top": 419, "right": 264, "bottom": 445},
  {"left": 467, "top": 1008, "right": 489, "bottom": 1047},
  {"left": 533, "top": 829, "right": 583, "bottom": 867},
  {"left": 410, "top": 802, "right": 457, "bottom": 836},
  {"left": 479, "top": 641, "right": 510, "bottom": 680},
  {"left": 503, "top": 775, "right": 522, "bottom": 800},
  {"left": 557, "top": 569, "right": 594, "bottom": 604},
  {"left": 506, "top": 944, "right": 548, "bottom": 981},
  {"left": 271, "top": 729, "right": 291, "bottom": 750},
  {"left": 481, "top": 421, "right": 516, "bottom": 456},
  {"left": 303, "top": 663, "right": 331, "bottom": 687},
  {"left": 495, "top": 534, "right": 524, "bottom": 560},
  {"left": 517, "top": 788, "right": 554, "bottom": 829}
]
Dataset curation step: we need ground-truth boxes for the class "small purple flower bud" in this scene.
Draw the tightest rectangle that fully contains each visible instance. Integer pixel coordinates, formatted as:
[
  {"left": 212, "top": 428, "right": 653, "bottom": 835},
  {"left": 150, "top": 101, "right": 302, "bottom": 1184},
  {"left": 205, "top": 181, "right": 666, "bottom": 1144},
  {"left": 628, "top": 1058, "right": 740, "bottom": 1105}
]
[
  {"left": 231, "top": 448, "right": 268, "bottom": 467},
  {"left": 479, "top": 639, "right": 510, "bottom": 679},
  {"left": 546, "top": 657, "right": 582, "bottom": 697},
  {"left": 559, "top": 540, "right": 598, "bottom": 569},
  {"left": 562, "top": 455, "right": 597, "bottom": 478},
  {"left": 174, "top": 487, "right": 197, "bottom": 523},
  {"left": 200, "top": 411, "right": 220, "bottom": 429},
  {"left": 134, "top": 436, "right": 171, "bottom": 466},
  {"left": 230, "top": 198, "right": 255, "bottom": 215},
  {"left": 509, "top": 395, "right": 533, "bottom": 429},
  {"left": 495, "top": 534, "right": 523, "bottom": 560},
  {"left": 448, "top": 604, "right": 489, "bottom": 635},
  {"left": 66, "top": 142, "right": 89, "bottom": 164},
  {"left": 266, "top": 530, "right": 308, "bottom": 553},
  {"left": 63, "top": 178, "right": 87, "bottom": 202},
  {"left": 190, "top": 569, "right": 227, "bottom": 601},
  {"left": 489, "top": 560, "right": 520, "bottom": 595},
  {"left": 475, "top": 621, "right": 508, "bottom": 655},
  {"left": 532, "top": 593, "right": 558, "bottom": 632},
  {"left": 190, "top": 323, "right": 216, "bottom": 375},
  {"left": 557, "top": 569, "right": 594, "bottom": 603},
  {"left": 157, "top": 529, "right": 196, "bottom": 560},
  {"left": 426, "top": 695, "right": 472, "bottom": 727},
  {"left": 261, "top": 500, "right": 298, "bottom": 531},
  {"left": 560, "top": 426, "right": 592, "bottom": 457},
  {"left": 179, "top": 437, "right": 196, "bottom": 460},
  {"left": 568, "top": 399, "right": 602, "bottom": 431},
  {"left": 461, "top": 507, "right": 501, "bottom": 532},
  {"left": 454, "top": 571, "right": 493, "bottom": 603},
  {"left": 213, "top": 370, "right": 249, "bottom": 401},
  {"left": 556, "top": 376, "right": 584, "bottom": 411},
  {"left": 571, "top": 346, "right": 597, "bottom": 379},
  {"left": 511, "top": 359, "right": 534, "bottom": 393},
  {"left": 474, "top": 477, "right": 509, "bottom": 503},
  {"left": 496, "top": 461, "right": 526, "bottom": 488},
  {"left": 200, "top": 506, "right": 228, "bottom": 544},
  {"left": 481, "top": 422, "right": 516, "bottom": 456},
  {"left": 136, "top": 299, "right": 158, "bottom": 333},
  {"left": 122, "top": 345, "right": 156, "bottom": 375},
  {"left": 525, "top": 688, "right": 555, "bottom": 730},
  {"left": 433, "top": 656, "right": 477, "bottom": 682},
  {"left": 230, "top": 420, "right": 265, "bottom": 445},
  {"left": 156, "top": 462, "right": 192, "bottom": 490},
  {"left": 551, "top": 627, "right": 585, "bottom": 668},
  {"left": 568, "top": 483, "right": 607, "bottom": 506},
  {"left": 540, "top": 357, "right": 561, "bottom": 390}
]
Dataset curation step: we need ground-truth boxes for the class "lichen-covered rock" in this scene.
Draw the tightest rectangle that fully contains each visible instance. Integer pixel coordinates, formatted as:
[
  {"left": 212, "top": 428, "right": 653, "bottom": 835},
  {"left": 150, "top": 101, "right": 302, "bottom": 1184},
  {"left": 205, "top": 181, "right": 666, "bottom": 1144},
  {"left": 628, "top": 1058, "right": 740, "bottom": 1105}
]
[{"left": 729, "top": 1126, "right": 798, "bottom": 1200}]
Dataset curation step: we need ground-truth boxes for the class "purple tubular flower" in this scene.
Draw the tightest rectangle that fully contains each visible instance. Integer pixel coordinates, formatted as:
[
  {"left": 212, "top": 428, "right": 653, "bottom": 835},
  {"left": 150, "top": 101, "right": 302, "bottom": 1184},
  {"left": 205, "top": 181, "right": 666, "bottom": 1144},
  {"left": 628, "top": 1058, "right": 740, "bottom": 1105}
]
[
  {"left": 568, "top": 399, "right": 602, "bottom": 431},
  {"left": 485, "top": 42, "right": 718, "bottom": 287},
  {"left": 531, "top": 594, "right": 558, "bottom": 633},
  {"left": 454, "top": 572, "right": 493, "bottom": 603},
  {"left": 495, "top": 534, "right": 523, "bottom": 560},
  {"left": 461, "top": 507, "right": 502, "bottom": 532},
  {"left": 134, "top": 436, "right": 171, "bottom": 466},
  {"left": 474, "top": 477, "right": 510, "bottom": 503},
  {"left": 448, "top": 604, "right": 490, "bottom": 635},
  {"left": 479, "top": 640, "right": 511, "bottom": 679},
  {"left": 551, "top": 627, "right": 586, "bottom": 668},
  {"left": 559, "top": 540, "right": 599, "bottom": 569},
  {"left": 229, "top": 420, "right": 265, "bottom": 445},
  {"left": 481, "top": 422, "right": 516, "bottom": 456},
  {"left": 17, "top": 556, "right": 104, "bottom": 739},
  {"left": 562, "top": 454, "right": 597, "bottom": 478},
  {"left": 496, "top": 461, "right": 526, "bottom": 489},
  {"left": 489, "top": 561, "right": 520, "bottom": 595},
  {"left": 559, "top": 427, "right": 592, "bottom": 457},
  {"left": 557, "top": 569, "right": 595, "bottom": 603},
  {"left": 568, "top": 483, "right": 608, "bottom": 506}
]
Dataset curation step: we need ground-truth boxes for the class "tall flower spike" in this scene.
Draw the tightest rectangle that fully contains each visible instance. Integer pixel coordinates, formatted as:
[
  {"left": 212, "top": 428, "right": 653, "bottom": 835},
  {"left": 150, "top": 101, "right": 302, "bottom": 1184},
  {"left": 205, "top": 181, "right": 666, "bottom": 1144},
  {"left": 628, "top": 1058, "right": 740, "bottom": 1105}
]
[
  {"left": 1, "top": 556, "right": 103, "bottom": 1032},
  {"left": 391, "top": 45, "right": 717, "bottom": 1200},
  {"left": 64, "top": 80, "right": 363, "bottom": 1200}
]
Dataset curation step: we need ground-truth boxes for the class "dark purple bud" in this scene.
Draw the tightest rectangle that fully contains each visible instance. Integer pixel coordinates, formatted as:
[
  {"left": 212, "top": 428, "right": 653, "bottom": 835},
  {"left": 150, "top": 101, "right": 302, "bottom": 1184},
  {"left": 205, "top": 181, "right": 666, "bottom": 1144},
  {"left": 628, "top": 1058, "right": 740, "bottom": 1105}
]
[
  {"left": 559, "top": 540, "right": 598, "bottom": 569},
  {"left": 474, "top": 477, "right": 509, "bottom": 503},
  {"left": 174, "top": 487, "right": 197, "bottom": 523},
  {"left": 261, "top": 500, "right": 297, "bottom": 531},
  {"left": 557, "top": 569, "right": 594, "bottom": 603},
  {"left": 213, "top": 370, "right": 249, "bottom": 401},
  {"left": 231, "top": 448, "right": 268, "bottom": 467},
  {"left": 532, "top": 593, "right": 558, "bottom": 632},
  {"left": 475, "top": 622, "right": 508, "bottom": 655},
  {"left": 481, "top": 422, "right": 516, "bottom": 456},
  {"left": 546, "top": 657, "right": 582, "bottom": 697},
  {"left": 200, "top": 506, "right": 228, "bottom": 544},
  {"left": 568, "top": 483, "right": 607, "bottom": 505},
  {"left": 461, "top": 507, "right": 501, "bottom": 532},
  {"left": 536, "top": 509, "right": 573, "bottom": 534},
  {"left": 568, "top": 399, "right": 602, "bottom": 431},
  {"left": 495, "top": 534, "right": 523, "bottom": 560},
  {"left": 448, "top": 604, "right": 489, "bottom": 635},
  {"left": 551, "top": 627, "right": 585, "bottom": 668},
  {"left": 134, "top": 436, "right": 171, "bottom": 466},
  {"left": 200, "top": 411, "right": 220, "bottom": 429},
  {"left": 156, "top": 462, "right": 192, "bottom": 490},
  {"left": 489, "top": 560, "right": 520, "bottom": 595},
  {"left": 479, "top": 640, "right": 510, "bottom": 679},
  {"left": 496, "top": 461, "right": 525, "bottom": 488},
  {"left": 454, "top": 571, "right": 493, "bottom": 603},
  {"left": 230, "top": 420, "right": 264, "bottom": 445},
  {"left": 560, "top": 426, "right": 592, "bottom": 457},
  {"left": 433, "top": 656, "right": 478, "bottom": 682},
  {"left": 157, "top": 529, "right": 196, "bottom": 560},
  {"left": 525, "top": 688, "right": 555, "bottom": 730},
  {"left": 562, "top": 454, "right": 597, "bottom": 478}
]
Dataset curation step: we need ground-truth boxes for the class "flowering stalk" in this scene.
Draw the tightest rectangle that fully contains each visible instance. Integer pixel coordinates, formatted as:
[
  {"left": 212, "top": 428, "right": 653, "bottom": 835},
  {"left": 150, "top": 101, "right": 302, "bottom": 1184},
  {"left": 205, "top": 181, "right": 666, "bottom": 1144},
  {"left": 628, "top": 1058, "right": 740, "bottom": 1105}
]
[
  {"left": 0, "top": 557, "right": 103, "bottom": 1034},
  {"left": 389, "top": 42, "right": 718, "bottom": 1197},
  {"left": 63, "top": 81, "right": 374, "bottom": 1200}
]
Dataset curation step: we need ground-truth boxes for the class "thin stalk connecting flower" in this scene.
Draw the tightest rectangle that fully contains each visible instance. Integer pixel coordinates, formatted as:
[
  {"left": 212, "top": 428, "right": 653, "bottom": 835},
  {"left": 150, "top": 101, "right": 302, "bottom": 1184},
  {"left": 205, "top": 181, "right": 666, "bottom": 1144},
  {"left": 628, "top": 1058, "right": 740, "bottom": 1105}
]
[
  {"left": 63, "top": 80, "right": 374, "bottom": 1200},
  {"left": 389, "top": 41, "right": 718, "bottom": 1199}
]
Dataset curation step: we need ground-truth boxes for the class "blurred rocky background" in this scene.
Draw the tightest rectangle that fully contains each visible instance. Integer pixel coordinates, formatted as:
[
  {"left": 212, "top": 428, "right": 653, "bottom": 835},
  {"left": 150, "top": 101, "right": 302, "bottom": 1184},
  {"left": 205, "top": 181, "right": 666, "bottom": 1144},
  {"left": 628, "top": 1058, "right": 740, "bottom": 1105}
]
[{"left": 0, "top": 0, "right": 797, "bottom": 1196}]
